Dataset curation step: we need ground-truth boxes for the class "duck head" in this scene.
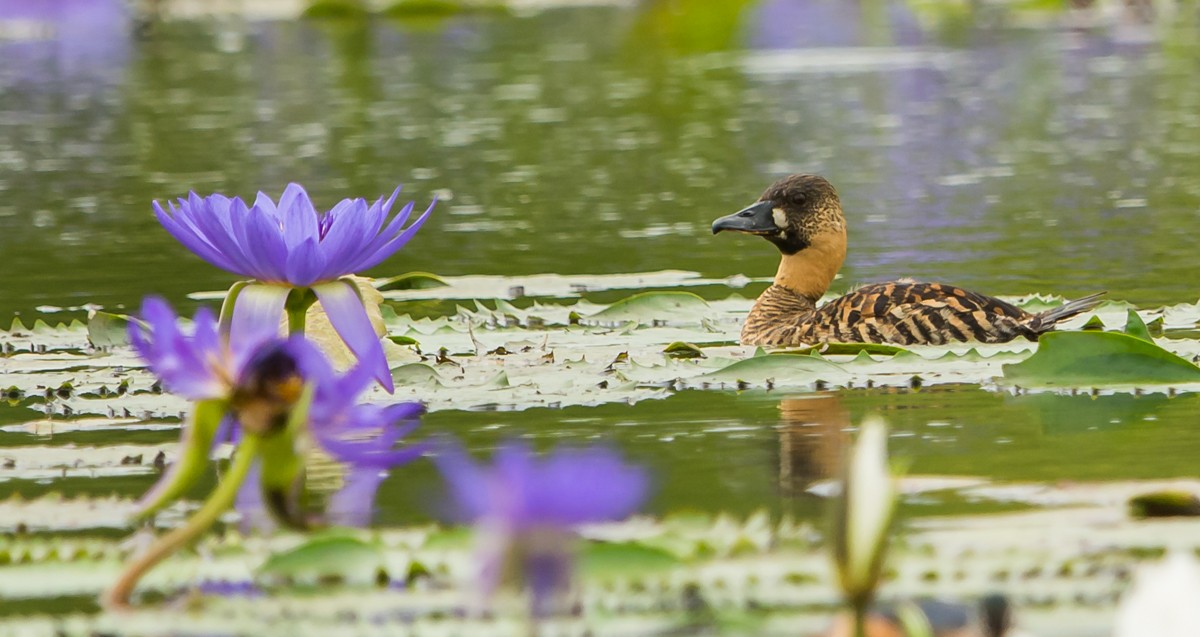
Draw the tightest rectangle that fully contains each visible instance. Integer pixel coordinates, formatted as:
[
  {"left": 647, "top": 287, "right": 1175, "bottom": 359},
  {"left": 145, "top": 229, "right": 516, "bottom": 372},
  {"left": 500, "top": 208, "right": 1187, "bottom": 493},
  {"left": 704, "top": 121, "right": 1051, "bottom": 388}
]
[
  {"left": 712, "top": 173, "right": 844, "bottom": 255},
  {"left": 712, "top": 174, "right": 848, "bottom": 301}
]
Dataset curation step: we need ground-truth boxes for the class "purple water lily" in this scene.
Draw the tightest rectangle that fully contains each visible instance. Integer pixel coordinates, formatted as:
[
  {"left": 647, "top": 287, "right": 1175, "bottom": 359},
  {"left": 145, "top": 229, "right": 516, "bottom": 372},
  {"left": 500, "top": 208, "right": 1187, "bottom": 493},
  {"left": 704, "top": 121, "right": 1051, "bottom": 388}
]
[
  {"left": 108, "top": 298, "right": 427, "bottom": 607},
  {"left": 153, "top": 183, "right": 436, "bottom": 393},
  {"left": 127, "top": 296, "right": 270, "bottom": 402},
  {"left": 434, "top": 440, "right": 649, "bottom": 617}
]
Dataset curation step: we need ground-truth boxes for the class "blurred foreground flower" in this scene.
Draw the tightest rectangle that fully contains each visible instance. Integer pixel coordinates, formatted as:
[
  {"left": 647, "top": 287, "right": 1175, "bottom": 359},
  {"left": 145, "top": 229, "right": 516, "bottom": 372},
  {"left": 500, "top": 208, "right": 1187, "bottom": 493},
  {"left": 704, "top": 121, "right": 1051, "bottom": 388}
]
[
  {"left": 831, "top": 416, "right": 898, "bottom": 637},
  {"left": 434, "top": 440, "right": 649, "bottom": 617},
  {"left": 1114, "top": 551, "right": 1200, "bottom": 637},
  {"left": 154, "top": 183, "right": 435, "bottom": 391},
  {"left": 104, "top": 298, "right": 425, "bottom": 608}
]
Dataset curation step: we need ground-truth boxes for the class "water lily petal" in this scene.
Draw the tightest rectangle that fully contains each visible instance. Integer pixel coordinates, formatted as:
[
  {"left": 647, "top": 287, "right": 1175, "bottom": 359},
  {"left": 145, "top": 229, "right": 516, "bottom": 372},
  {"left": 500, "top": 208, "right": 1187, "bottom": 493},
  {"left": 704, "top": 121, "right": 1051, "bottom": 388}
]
[
  {"left": 241, "top": 201, "right": 290, "bottom": 283},
  {"left": 317, "top": 198, "right": 373, "bottom": 280},
  {"left": 186, "top": 195, "right": 259, "bottom": 276},
  {"left": 312, "top": 280, "right": 393, "bottom": 392},
  {"left": 352, "top": 198, "right": 435, "bottom": 272},
  {"left": 154, "top": 201, "right": 242, "bottom": 274},
  {"left": 276, "top": 183, "right": 319, "bottom": 250},
  {"left": 229, "top": 284, "right": 288, "bottom": 350},
  {"left": 284, "top": 237, "right": 327, "bottom": 288}
]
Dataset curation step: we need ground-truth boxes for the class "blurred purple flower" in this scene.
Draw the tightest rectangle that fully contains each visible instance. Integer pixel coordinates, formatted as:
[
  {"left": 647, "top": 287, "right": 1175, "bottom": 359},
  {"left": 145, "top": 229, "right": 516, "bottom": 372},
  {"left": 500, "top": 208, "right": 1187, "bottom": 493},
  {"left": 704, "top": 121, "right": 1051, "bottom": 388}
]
[
  {"left": 128, "top": 297, "right": 426, "bottom": 525},
  {"left": 434, "top": 440, "right": 649, "bottom": 616},
  {"left": 153, "top": 183, "right": 436, "bottom": 392},
  {"left": 127, "top": 296, "right": 273, "bottom": 401}
]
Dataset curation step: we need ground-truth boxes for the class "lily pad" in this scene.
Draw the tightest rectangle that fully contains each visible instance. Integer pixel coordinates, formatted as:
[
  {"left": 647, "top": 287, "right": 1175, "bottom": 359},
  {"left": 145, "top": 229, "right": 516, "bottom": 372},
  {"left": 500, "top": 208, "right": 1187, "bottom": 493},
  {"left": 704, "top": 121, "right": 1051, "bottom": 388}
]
[
  {"left": 777, "top": 342, "right": 909, "bottom": 357},
  {"left": 700, "top": 354, "right": 849, "bottom": 386},
  {"left": 1001, "top": 331, "right": 1200, "bottom": 386},
  {"left": 579, "top": 540, "right": 680, "bottom": 578},
  {"left": 586, "top": 291, "right": 711, "bottom": 325},
  {"left": 373, "top": 271, "right": 448, "bottom": 292},
  {"left": 257, "top": 533, "right": 385, "bottom": 586},
  {"left": 86, "top": 311, "right": 132, "bottom": 349}
]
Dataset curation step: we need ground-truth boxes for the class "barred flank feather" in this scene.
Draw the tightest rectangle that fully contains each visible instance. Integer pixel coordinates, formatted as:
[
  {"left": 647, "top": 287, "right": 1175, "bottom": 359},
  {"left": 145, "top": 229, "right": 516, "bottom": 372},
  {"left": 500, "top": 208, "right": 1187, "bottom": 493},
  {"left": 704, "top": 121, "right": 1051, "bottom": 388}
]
[{"left": 742, "top": 283, "right": 1106, "bottom": 347}]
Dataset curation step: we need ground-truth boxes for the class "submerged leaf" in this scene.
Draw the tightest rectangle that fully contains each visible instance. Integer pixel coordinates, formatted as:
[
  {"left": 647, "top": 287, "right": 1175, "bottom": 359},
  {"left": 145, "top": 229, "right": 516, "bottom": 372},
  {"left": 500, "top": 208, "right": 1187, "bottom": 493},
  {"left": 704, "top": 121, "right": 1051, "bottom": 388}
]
[{"left": 1001, "top": 332, "right": 1200, "bottom": 386}]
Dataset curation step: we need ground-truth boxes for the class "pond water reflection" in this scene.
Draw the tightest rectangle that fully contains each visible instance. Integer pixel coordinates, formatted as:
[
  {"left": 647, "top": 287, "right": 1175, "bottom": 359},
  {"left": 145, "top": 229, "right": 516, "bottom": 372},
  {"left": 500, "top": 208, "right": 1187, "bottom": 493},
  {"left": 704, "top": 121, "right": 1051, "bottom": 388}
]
[
  {"left": 4, "top": 385, "right": 1199, "bottom": 527},
  {"left": 1, "top": 5, "right": 1198, "bottom": 317}
]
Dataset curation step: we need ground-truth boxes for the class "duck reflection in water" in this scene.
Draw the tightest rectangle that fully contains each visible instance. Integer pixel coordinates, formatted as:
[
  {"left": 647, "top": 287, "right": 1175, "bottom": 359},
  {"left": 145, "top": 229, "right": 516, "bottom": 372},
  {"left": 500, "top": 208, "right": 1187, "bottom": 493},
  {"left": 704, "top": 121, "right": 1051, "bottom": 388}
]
[
  {"left": 773, "top": 394, "right": 1014, "bottom": 637},
  {"left": 776, "top": 393, "right": 850, "bottom": 495}
]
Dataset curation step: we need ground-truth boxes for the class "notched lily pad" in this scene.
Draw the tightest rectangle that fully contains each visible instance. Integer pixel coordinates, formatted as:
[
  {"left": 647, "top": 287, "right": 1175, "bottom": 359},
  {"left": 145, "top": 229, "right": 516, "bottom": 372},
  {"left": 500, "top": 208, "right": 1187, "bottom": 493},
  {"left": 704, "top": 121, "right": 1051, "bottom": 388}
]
[{"left": 1001, "top": 331, "right": 1200, "bottom": 386}]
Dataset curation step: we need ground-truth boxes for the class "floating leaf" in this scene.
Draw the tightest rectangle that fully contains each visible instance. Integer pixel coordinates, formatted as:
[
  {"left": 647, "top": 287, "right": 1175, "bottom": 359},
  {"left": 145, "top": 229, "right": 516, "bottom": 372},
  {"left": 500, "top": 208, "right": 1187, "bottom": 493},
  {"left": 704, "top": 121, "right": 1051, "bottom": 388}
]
[
  {"left": 586, "top": 291, "right": 711, "bottom": 325},
  {"left": 1002, "top": 331, "right": 1200, "bottom": 386},
  {"left": 700, "top": 354, "right": 849, "bottom": 386},
  {"left": 374, "top": 271, "right": 448, "bottom": 292},
  {"left": 664, "top": 342, "right": 706, "bottom": 359},
  {"left": 257, "top": 534, "right": 384, "bottom": 586},
  {"left": 579, "top": 540, "right": 680, "bottom": 578},
  {"left": 1124, "top": 309, "right": 1153, "bottom": 343},
  {"left": 777, "top": 342, "right": 908, "bottom": 357},
  {"left": 86, "top": 311, "right": 132, "bottom": 349},
  {"left": 390, "top": 363, "right": 443, "bottom": 386}
]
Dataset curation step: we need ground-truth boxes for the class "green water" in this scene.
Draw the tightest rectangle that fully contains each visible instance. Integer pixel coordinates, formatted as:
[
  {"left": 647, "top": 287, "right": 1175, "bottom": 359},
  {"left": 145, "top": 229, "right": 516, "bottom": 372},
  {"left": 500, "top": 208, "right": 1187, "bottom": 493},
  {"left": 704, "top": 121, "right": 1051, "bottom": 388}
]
[{"left": 2, "top": 5, "right": 1200, "bottom": 317}]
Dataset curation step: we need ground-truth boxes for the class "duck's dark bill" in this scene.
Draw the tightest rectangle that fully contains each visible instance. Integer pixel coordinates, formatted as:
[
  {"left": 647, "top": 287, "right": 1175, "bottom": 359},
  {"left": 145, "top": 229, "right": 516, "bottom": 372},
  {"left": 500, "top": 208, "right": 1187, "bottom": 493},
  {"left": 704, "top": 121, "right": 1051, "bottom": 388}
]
[{"left": 711, "top": 200, "right": 779, "bottom": 235}]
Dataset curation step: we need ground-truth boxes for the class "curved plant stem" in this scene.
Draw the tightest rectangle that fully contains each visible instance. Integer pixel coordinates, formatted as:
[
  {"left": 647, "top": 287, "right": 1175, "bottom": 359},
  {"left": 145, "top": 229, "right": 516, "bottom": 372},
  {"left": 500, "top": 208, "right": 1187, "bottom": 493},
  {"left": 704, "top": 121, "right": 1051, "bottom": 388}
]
[{"left": 102, "top": 436, "right": 262, "bottom": 609}]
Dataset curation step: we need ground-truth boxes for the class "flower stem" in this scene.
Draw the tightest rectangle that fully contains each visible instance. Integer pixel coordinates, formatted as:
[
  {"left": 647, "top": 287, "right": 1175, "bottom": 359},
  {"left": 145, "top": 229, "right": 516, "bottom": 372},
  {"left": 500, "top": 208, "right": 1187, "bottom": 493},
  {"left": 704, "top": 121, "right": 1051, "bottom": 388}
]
[
  {"left": 284, "top": 288, "right": 316, "bottom": 336},
  {"left": 102, "top": 436, "right": 261, "bottom": 609},
  {"left": 853, "top": 602, "right": 868, "bottom": 637}
]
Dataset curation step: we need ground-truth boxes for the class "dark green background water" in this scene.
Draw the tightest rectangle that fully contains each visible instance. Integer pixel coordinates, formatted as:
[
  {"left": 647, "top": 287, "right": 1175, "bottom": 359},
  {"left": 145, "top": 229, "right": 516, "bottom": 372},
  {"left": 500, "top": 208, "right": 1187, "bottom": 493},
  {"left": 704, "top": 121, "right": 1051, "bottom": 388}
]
[
  {"left": 2, "top": 3, "right": 1200, "bottom": 523},
  {"left": 2, "top": 3, "right": 1199, "bottom": 318}
]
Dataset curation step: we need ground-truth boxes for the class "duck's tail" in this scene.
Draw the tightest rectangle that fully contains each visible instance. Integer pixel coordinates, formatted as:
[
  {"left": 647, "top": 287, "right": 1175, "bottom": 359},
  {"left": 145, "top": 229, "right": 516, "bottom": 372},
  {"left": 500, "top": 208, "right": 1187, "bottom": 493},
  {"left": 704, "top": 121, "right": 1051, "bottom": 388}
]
[{"left": 1032, "top": 292, "right": 1107, "bottom": 332}]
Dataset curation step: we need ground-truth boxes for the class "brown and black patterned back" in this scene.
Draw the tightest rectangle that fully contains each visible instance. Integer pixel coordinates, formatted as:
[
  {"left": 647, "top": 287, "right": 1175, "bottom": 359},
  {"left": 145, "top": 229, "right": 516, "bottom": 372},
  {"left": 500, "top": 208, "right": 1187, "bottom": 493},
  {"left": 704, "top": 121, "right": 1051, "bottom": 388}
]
[{"left": 742, "top": 281, "right": 1039, "bottom": 346}]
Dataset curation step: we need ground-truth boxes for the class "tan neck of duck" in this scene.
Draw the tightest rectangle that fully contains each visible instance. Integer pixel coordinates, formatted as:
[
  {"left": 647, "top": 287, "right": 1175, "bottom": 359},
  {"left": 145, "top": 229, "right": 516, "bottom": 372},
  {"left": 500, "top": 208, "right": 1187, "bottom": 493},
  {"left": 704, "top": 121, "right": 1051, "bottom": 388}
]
[{"left": 711, "top": 173, "right": 847, "bottom": 322}]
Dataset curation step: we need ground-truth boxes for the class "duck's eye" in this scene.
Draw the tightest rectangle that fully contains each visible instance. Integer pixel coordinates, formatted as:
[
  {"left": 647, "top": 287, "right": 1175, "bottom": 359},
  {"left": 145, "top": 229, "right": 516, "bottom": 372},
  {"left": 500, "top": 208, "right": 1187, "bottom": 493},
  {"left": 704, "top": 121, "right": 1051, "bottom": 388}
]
[{"left": 790, "top": 193, "right": 808, "bottom": 206}]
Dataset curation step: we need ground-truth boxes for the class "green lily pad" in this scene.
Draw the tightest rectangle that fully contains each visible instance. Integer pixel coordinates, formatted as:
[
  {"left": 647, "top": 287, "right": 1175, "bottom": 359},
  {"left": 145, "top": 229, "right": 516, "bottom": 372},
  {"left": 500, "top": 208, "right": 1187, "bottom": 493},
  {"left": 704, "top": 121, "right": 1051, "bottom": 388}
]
[
  {"left": 257, "top": 533, "right": 384, "bottom": 586},
  {"left": 663, "top": 342, "right": 706, "bottom": 359},
  {"left": 1124, "top": 309, "right": 1153, "bottom": 343},
  {"left": 579, "top": 540, "right": 680, "bottom": 578},
  {"left": 1002, "top": 331, "right": 1200, "bottom": 386},
  {"left": 700, "top": 354, "right": 849, "bottom": 386},
  {"left": 586, "top": 291, "right": 711, "bottom": 325},
  {"left": 776, "top": 342, "right": 908, "bottom": 357},
  {"left": 374, "top": 272, "right": 448, "bottom": 292},
  {"left": 86, "top": 311, "right": 132, "bottom": 349}
]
